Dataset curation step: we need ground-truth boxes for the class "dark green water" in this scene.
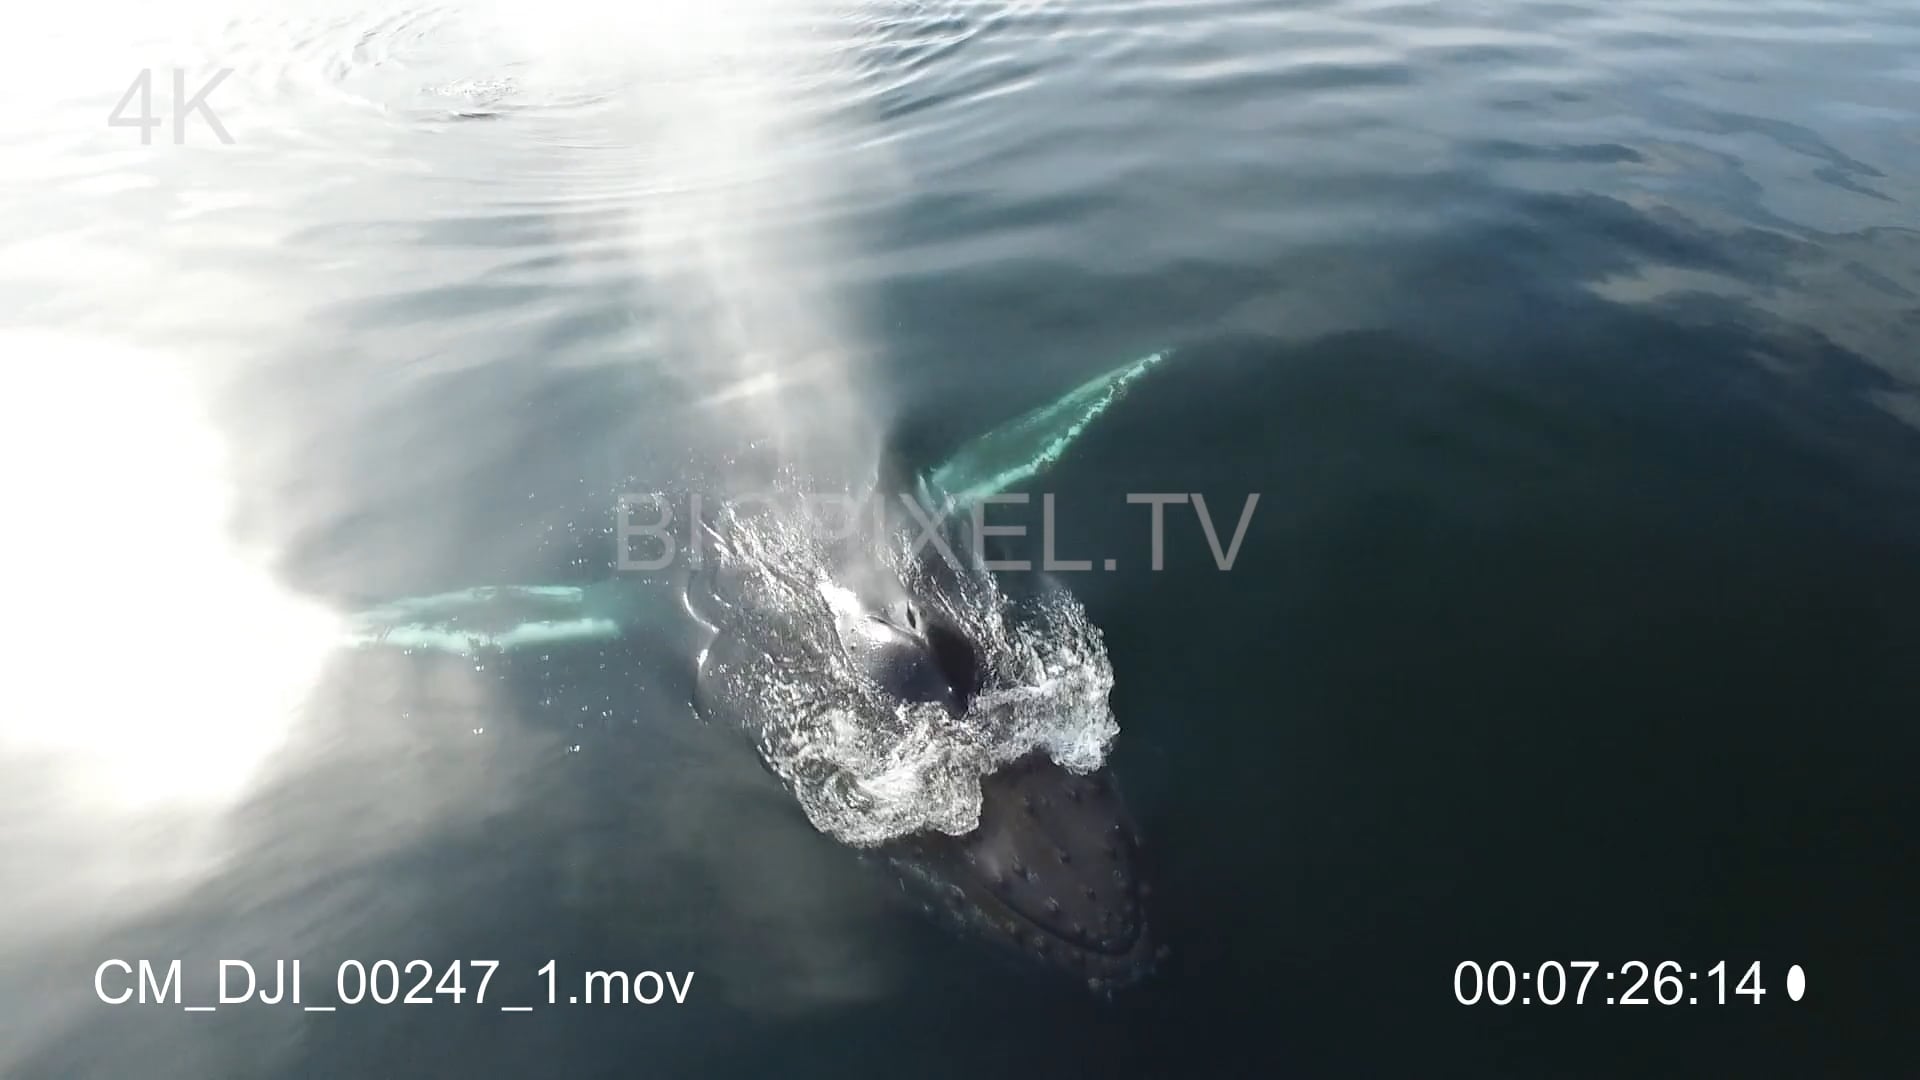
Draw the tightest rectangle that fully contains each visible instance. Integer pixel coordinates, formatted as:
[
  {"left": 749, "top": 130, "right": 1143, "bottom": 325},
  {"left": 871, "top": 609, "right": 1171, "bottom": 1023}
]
[{"left": 1, "top": 0, "right": 1915, "bottom": 1076}]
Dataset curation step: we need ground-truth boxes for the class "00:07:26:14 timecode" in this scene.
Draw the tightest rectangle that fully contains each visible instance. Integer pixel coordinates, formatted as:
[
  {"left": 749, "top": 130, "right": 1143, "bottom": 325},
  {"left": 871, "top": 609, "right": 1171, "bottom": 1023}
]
[{"left": 1453, "top": 960, "right": 1769, "bottom": 1005}]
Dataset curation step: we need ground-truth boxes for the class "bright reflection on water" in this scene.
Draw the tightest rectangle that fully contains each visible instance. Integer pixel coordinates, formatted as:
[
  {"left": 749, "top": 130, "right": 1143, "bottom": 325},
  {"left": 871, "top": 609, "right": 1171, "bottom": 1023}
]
[{"left": 0, "top": 331, "right": 337, "bottom": 928}]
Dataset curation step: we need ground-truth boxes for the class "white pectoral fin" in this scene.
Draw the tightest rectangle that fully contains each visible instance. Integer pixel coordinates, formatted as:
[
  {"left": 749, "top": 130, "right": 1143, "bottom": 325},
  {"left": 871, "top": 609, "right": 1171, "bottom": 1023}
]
[
  {"left": 342, "top": 580, "right": 655, "bottom": 656},
  {"left": 926, "top": 349, "right": 1168, "bottom": 509}
]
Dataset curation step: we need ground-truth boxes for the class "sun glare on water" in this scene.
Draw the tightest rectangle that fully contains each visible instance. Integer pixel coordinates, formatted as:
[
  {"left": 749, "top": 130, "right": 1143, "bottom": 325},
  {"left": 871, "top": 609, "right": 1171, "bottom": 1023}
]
[{"left": 0, "top": 330, "right": 339, "bottom": 819}]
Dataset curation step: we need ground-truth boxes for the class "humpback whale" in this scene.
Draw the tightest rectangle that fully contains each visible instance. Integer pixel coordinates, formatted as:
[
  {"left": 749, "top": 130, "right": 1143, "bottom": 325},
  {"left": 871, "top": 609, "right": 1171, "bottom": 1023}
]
[{"left": 347, "top": 349, "right": 1169, "bottom": 992}]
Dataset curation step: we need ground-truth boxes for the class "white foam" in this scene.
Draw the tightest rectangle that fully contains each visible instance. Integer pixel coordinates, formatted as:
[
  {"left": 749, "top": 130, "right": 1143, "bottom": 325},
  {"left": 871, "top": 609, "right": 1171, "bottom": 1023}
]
[{"left": 699, "top": 495, "right": 1119, "bottom": 847}]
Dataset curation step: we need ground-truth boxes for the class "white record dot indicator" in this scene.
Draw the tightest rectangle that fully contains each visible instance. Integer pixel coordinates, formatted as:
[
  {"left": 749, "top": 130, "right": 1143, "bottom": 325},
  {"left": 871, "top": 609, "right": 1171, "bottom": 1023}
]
[{"left": 1787, "top": 965, "right": 1806, "bottom": 1001}]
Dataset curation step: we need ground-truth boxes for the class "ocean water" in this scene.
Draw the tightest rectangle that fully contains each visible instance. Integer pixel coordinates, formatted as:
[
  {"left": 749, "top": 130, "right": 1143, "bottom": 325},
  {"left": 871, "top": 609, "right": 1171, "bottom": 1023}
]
[{"left": 1, "top": 0, "right": 1915, "bottom": 1075}]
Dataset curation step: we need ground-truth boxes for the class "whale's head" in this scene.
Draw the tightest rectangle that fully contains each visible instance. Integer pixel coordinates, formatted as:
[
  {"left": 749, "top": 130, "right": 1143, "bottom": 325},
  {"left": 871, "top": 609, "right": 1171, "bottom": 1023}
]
[
  {"left": 882, "top": 755, "right": 1156, "bottom": 992},
  {"left": 827, "top": 574, "right": 1158, "bottom": 992},
  {"left": 686, "top": 486, "right": 1156, "bottom": 992}
]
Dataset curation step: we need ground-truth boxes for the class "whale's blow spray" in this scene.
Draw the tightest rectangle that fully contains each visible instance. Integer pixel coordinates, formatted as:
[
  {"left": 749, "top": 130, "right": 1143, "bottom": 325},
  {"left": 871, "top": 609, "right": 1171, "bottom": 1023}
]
[{"left": 500, "top": 0, "right": 899, "bottom": 491}]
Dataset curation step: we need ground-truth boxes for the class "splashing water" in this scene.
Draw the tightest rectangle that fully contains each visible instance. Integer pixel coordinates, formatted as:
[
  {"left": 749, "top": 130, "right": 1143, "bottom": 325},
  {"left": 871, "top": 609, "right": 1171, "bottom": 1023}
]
[{"left": 694, "top": 491, "right": 1119, "bottom": 848}]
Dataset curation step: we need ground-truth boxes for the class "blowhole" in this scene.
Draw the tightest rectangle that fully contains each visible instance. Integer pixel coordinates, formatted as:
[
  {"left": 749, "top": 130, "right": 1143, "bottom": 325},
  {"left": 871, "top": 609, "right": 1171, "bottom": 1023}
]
[{"left": 924, "top": 618, "right": 982, "bottom": 711}]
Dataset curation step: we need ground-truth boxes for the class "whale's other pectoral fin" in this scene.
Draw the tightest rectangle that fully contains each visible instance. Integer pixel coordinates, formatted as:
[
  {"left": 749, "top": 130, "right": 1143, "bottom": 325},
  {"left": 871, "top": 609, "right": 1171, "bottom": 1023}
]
[
  {"left": 924, "top": 350, "right": 1168, "bottom": 510},
  {"left": 342, "top": 580, "right": 661, "bottom": 656}
]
